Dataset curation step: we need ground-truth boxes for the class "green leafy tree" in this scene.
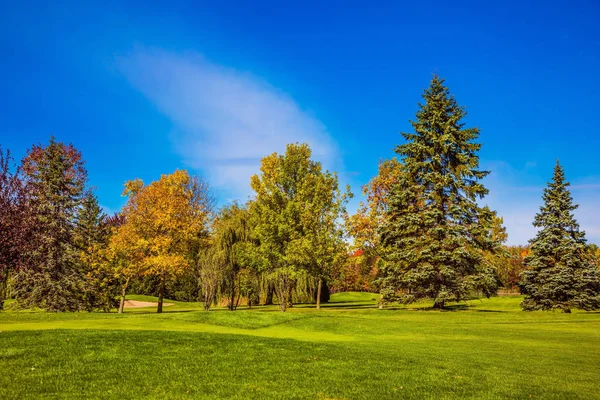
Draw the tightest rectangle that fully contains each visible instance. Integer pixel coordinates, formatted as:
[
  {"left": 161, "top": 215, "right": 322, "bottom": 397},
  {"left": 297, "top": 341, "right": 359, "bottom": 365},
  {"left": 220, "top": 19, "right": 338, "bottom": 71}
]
[
  {"left": 13, "top": 136, "right": 88, "bottom": 311},
  {"left": 300, "top": 165, "right": 351, "bottom": 309},
  {"left": 212, "top": 203, "right": 253, "bottom": 311},
  {"left": 518, "top": 162, "right": 600, "bottom": 312},
  {"left": 250, "top": 143, "right": 346, "bottom": 311},
  {"left": 380, "top": 76, "right": 500, "bottom": 309}
]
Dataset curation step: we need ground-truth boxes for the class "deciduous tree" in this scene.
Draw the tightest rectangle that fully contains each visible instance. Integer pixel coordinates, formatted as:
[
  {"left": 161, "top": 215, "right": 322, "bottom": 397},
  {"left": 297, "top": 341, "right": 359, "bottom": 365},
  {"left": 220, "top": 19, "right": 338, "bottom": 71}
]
[
  {"left": 347, "top": 158, "right": 401, "bottom": 255},
  {"left": 250, "top": 143, "right": 346, "bottom": 311},
  {"left": 116, "top": 170, "right": 212, "bottom": 313},
  {"left": 0, "top": 147, "right": 35, "bottom": 310}
]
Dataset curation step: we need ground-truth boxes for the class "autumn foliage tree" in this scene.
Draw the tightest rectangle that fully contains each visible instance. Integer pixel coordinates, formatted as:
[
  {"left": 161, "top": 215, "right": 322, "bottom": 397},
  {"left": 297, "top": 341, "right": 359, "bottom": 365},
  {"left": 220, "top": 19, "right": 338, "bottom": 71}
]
[
  {"left": 0, "top": 148, "right": 35, "bottom": 310},
  {"left": 347, "top": 158, "right": 402, "bottom": 256},
  {"left": 114, "top": 170, "right": 212, "bottom": 313}
]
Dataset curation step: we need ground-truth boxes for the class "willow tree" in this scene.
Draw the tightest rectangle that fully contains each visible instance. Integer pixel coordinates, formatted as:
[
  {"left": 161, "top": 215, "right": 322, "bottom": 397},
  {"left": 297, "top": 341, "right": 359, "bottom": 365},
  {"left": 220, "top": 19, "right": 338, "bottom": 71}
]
[
  {"left": 211, "top": 203, "right": 253, "bottom": 311},
  {"left": 250, "top": 143, "right": 347, "bottom": 311},
  {"left": 380, "top": 76, "right": 500, "bottom": 309},
  {"left": 117, "top": 170, "right": 212, "bottom": 313},
  {"left": 519, "top": 162, "right": 600, "bottom": 312}
]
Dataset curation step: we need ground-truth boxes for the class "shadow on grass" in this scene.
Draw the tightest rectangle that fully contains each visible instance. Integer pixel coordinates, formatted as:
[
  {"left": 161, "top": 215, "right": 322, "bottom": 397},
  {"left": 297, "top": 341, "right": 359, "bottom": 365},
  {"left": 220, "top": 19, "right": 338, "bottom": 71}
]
[{"left": 377, "top": 304, "right": 507, "bottom": 313}]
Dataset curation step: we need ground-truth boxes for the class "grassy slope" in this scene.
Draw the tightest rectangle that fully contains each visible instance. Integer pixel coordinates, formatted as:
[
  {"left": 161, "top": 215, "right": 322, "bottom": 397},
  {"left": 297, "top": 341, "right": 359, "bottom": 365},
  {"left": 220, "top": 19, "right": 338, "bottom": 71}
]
[{"left": 1, "top": 294, "right": 599, "bottom": 399}]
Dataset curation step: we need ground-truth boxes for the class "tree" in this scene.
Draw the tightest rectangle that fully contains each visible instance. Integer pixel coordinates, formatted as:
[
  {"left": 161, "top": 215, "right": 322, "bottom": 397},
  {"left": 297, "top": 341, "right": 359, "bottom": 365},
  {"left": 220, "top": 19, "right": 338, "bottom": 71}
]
[
  {"left": 379, "top": 76, "right": 500, "bottom": 309},
  {"left": 518, "top": 162, "right": 600, "bottom": 312},
  {"left": 331, "top": 249, "right": 380, "bottom": 293},
  {"left": 106, "top": 213, "right": 145, "bottom": 314},
  {"left": 116, "top": 170, "right": 212, "bottom": 313},
  {"left": 0, "top": 147, "right": 35, "bottom": 310},
  {"left": 347, "top": 158, "right": 402, "bottom": 256},
  {"left": 197, "top": 243, "right": 223, "bottom": 311},
  {"left": 301, "top": 165, "right": 350, "bottom": 309},
  {"left": 12, "top": 136, "right": 88, "bottom": 311},
  {"left": 589, "top": 244, "right": 600, "bottom": 270},
  {"left": 250, "top": 143, "right": 347, "bottom": 311},
  {"left": 74, "top": 191, "right": 118, "bottom": 311},
  {"left": 211, "top": 203, "right": 253, "bottom": 311},
  {"left": 496, "top": 246, "right": 529, "bottom": 291}
]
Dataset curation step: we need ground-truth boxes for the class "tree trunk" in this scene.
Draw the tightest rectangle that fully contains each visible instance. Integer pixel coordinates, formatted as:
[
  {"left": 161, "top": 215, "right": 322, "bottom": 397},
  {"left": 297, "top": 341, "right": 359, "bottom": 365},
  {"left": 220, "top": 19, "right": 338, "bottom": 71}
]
[
  {"left": 316, "top": 279, "right": 322, "bottom": 310},
  {"left": 118, "top": 277, "right": 130, "bottom": 314},
  {"left": 277, "top": 274, "right": 288, "bottom": 312},
  {"left": 0, "top": 278, "right": 6, "bottom": 311},
  {"left": 229, "top": 271, "right": 236, "bottom": 311},
  {"left": 286, "top": 281, "right": 294, "bottom": 309},
  {"left": 234, "top": 276, "right": 241, "bottom": 310},
  {"left": 264, "top": 282, "right": 274, "bottom": 305},
  {"left": 433, "top": 300, "right": 445, "bottom": 310},
  {"left": 157, "top": 273, "right": 165, "bottom": 314}
]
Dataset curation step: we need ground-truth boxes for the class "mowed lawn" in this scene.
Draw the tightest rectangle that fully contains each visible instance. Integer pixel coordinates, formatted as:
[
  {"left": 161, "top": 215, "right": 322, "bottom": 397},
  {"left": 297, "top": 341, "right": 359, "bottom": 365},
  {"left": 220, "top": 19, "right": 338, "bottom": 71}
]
[{"left": 1, "top": 293, "right": 599, "bottom": 399}]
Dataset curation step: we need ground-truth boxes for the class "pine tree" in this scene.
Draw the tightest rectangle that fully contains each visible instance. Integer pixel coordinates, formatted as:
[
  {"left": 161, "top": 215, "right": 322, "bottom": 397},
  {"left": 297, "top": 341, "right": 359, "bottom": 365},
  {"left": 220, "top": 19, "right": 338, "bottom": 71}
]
[
  {"left": 518, "top": 162, "right": 600, "bottom": 312},
  {"left": 379, "top": 76, "right": 500, "bottom": 309},
  {"left": 12, "top": 136, "right": 88, "bottom": 311}
]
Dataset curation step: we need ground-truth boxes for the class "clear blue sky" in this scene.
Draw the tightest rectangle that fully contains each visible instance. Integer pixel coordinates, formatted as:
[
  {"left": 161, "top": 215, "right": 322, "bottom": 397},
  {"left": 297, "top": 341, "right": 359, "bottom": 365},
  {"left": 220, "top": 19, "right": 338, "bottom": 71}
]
[{"left": 1, "top": 1, "right": 599, "bottom": 245}]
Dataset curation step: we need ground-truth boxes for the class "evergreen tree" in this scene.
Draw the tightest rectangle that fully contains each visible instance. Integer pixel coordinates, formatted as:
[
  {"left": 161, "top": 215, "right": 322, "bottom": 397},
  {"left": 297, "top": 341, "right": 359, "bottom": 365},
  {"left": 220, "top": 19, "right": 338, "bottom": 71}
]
[
  {"left": 12, "top": 136, "right": 88, "bottom": 311},
  {"left": 380, "top": 76, "right": 500, "bottom": 309},
  {"left": 75, "top": 191, "right": 118, "bottom": 311},
  {"left": 518, "top": 162, "right": 600, "bottom": 312},
  {"left": 75, "top": 191, "right": 107, "bottom": 249}
]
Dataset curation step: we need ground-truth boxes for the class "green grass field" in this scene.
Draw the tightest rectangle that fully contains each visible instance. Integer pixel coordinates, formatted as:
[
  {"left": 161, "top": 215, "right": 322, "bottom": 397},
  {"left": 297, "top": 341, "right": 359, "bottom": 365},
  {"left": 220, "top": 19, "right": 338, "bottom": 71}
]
[{"left": 1, "top": 293, "right": 599, "bottom": 399}]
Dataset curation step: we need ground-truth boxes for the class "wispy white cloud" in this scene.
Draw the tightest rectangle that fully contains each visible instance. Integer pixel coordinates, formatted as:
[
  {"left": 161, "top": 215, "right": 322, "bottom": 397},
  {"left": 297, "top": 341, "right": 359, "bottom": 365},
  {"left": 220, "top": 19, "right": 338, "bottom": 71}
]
[
  {"left": 116, "top": 48, "right": 339, "bottom": 201},
  {"left": 482, "top": 161, "right": 600, "bottom": 246}
]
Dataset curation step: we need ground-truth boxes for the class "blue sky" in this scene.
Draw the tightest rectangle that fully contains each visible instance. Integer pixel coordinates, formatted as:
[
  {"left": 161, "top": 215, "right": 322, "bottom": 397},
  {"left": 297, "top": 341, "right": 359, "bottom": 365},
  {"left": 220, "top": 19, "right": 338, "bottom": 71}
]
[{"left": 1, "top": 1, "right": 599, "bottom": 245}]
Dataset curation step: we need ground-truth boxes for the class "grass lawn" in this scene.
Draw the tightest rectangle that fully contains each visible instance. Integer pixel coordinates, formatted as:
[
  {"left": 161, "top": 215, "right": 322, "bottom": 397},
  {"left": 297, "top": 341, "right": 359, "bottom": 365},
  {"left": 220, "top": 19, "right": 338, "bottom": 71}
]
[{"left": 1, "top": 293, "right": 599, "bottom": 399}]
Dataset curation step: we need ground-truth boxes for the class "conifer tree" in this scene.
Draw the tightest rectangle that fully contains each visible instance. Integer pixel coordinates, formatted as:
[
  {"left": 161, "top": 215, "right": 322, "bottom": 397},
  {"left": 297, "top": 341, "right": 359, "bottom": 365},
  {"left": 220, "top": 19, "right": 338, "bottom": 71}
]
[
  {"left": 75, "top": 191, "right": 107, "bottom": 250},
  {"left": 380, "top": 76, "right": 500, "bottom": 309},
  {"left": 12, "top": 136, "right": 88, "bottom": 311},
  {"left": 518, "top": 162, "right": 600, "bottom": 312},
  {"left": 75, "top": 191, "right": 118, "bottom": 311}
]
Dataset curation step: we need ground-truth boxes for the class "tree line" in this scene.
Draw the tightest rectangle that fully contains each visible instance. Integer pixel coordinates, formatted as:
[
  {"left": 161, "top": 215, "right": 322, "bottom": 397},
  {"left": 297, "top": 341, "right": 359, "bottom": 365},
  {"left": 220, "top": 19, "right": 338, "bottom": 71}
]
[{"left": 1, "top": 76, "right": 599, "bottom": 313}]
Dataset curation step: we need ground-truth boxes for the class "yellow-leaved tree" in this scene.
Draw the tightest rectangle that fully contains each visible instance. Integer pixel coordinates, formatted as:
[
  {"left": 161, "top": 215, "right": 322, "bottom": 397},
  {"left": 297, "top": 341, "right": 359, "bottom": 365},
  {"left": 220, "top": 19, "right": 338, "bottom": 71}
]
[{"left": 112, "top": 170, "right": 212, "bottom": 313}]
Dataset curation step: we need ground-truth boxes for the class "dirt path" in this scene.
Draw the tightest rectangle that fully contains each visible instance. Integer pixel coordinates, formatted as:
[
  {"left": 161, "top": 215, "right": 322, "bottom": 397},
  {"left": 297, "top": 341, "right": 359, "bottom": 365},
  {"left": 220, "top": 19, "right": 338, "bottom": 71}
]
[{"left": 123, "top": 300, "right": 174, "bottom": 309}]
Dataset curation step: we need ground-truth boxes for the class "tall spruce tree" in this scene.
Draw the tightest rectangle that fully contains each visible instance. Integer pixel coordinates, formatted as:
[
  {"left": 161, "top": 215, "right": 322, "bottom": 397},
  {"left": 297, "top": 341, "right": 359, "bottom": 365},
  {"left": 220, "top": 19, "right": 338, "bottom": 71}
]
[
  {"left": 518, "top": 162, "right": 600, "bottom": 312},
  {"left": 12, "top": 136, "right": 88, "bottom": 311},
  {"left": 379, "top": 76, "right": 500, "bottom": 309}
]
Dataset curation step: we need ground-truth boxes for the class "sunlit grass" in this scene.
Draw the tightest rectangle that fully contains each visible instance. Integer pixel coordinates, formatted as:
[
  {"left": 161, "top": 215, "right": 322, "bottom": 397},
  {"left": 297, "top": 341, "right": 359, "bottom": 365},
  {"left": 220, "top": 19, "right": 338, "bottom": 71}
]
[{"left": 1, "top": 294, "right": 599, "bottom": 399}]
